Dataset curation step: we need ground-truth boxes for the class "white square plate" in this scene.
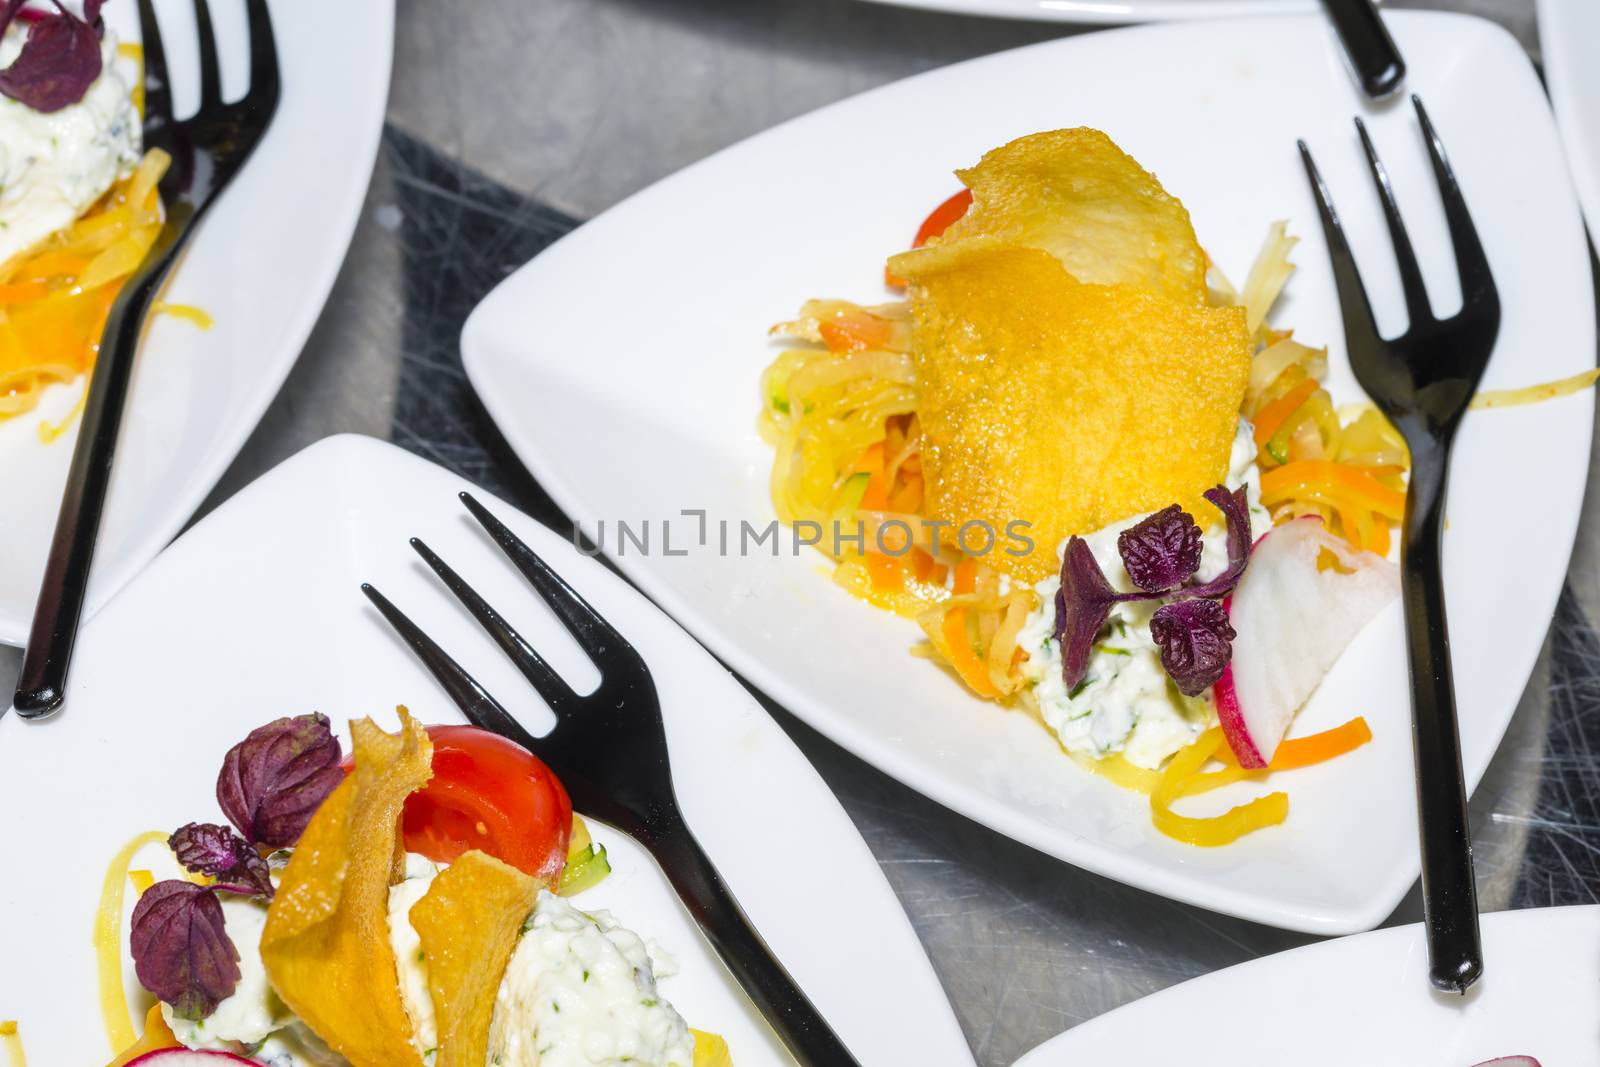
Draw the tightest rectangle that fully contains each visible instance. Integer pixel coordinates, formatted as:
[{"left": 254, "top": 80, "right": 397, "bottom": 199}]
[
  {"left": 0, "top": 1, "right": 392, "bottom": 644},
  {"left": 0, "top": 434, "right": 971, "bottom": 1065},
  {"left": 462, "top": 12, "right": 1595, "bottom": 933},
  {"left": 1017, "top": 906, "right": 1600, "bottom": 1065}
]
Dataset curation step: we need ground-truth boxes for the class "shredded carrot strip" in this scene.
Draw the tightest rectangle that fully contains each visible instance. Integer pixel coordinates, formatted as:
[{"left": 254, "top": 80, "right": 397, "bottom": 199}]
[
  {"left": 952, "top": 558, "right": 979, "bottom": 595},
  {"left": 866, "top": 553, "right": 907, "bottom": 591},
  {"left": 1253, "top": 379, "right": 1319, "bottom": 448},
  {"left": 941, "top": 607, "right": 1001, "bottom": 698},
  {"left": 818, "top": 314, "right": 897, "bottom": 353}
]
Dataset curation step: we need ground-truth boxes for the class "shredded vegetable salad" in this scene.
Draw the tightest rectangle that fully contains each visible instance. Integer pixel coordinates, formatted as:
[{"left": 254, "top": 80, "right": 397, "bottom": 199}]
[{"left": 759, "top": 133, "right": 1595, "bottom": 847}]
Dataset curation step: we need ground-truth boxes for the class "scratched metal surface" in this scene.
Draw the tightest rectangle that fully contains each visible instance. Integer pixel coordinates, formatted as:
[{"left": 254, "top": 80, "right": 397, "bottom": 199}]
[{"left": 0, "top": 1, "right": 1590, "bottom": 1064}]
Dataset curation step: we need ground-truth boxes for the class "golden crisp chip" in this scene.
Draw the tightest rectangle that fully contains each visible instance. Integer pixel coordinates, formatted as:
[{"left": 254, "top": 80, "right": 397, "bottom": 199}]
[
  {"left": 410, "top": 850, "right": 539, "bottom": 1067},
  {"left": 906, "top": 246, "right": 1249, "bottom": 582},
  {"left": 261, "top": 710, "right": 434, "bottom": 1067},
  {"left": 889, "top": 128, "right": 1208, "bottom": 306}
]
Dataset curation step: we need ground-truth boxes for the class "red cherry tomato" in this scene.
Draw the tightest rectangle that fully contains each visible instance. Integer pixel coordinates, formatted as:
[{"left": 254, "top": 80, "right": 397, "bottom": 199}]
[
  {"left": 884, "top": 188, "right": 974, "bottom": 287},
  {"left": 343, "top": 724, "right": 573, "bottom": 881}
]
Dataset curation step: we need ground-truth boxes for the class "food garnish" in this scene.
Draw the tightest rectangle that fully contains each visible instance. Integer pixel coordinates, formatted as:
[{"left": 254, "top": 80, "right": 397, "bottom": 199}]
[
  {"left": 259, "top": 710, "right": 434, "bottom": 1067},
  {"left": 1117, "top": 505, "right": 1204, "bottom": 594},
  {"left": 1149, "top": 598, "right": 1235, "bottom": 697},
  {"left": 216, "top": 712, "right": 344, "bottom": 850},
  {"left": 1055, "top": 484, "right": 1252, "bottom": 693},
  {"left": 167, "top": 823, "right": 272, "bottom": 899},
  {"left": 409, "top": 850, "right": 539, "bottom": 1067},
  {"left": 1215, "top": 518, "right": 1398, "bottom": 767},
  {"left": 0, "top": 0, "right": 107, "bottom": 112},
  {"left": 128, "top": 882, "right": 239, "bottom": 1021}
]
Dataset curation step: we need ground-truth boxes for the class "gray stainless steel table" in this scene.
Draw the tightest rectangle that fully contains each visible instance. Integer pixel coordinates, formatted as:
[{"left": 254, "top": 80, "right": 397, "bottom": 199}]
[{"left": 1, "top": 1, "right": 1587, "bottom": 1064}]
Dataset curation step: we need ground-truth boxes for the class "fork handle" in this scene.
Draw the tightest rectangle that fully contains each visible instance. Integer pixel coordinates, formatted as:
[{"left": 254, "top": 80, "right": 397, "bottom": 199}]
[
  {"left": 13, "top": 223, "right": 185, "bottom": 718},
  {"left": 647, "top": 821, "right": 863, "bottom": 1065},
  {"left": 1398, "top": 446, "right": 1482, "bottom": 992}
]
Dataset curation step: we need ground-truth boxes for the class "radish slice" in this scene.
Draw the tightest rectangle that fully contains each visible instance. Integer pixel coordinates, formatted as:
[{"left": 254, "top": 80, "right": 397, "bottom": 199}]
[
  {"left": 1469, "top": 1059, "right": 1542, "bottom": 1067},
  {"left": 1217, "top": 518, "right": 1399, "bottom": 768},
  {"left": 124, "top": 1049, "right": 259, "bottom": 1064}
]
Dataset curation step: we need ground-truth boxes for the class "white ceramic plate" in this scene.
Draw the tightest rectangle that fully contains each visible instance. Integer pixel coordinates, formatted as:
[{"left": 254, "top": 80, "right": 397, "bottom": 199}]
[
  {"left": 0, "top": 434, "right": 970, "bottom": 1065},
  {"left": 0, "top": 0, "right": 392, "bottom": 645},
  {"left": 855, "top": 0, "right": 1321, "bottom": 24},
  {"left": 1015, "top": 906, "right": 1600, "bottom": 1065},
  {"left": 1540, "top": 0, "right": 1600, "bottom": 240},
  {"left": 462, "top": 12, "right": 1595, "bottom": 934}
]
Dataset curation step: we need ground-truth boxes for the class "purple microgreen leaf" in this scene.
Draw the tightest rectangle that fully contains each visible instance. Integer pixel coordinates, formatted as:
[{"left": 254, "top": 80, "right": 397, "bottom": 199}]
[
  {"left": 129, "top": 880, "right": 240, "bottom": 1020},
  {"left": 1117, "top": 504, "right": 1203, "bottom": 594},
  {"left": 1150, "top": 598, "right": 1236, "bottom": 696},
  {"left": 0, "top": 2, "right": 104, "bottom": 113},
  {"left": 1182, "top": 485, "right": 1254, "bottom": 600},
  {"left": 216, "top": 712, "right": 344, "bottom": 850},
  {"left": 1053, "top": 537, "right": 1144, "bottom": 690},
  {"left": 169, "top": 822, "right": 274, "bottom": 900}
]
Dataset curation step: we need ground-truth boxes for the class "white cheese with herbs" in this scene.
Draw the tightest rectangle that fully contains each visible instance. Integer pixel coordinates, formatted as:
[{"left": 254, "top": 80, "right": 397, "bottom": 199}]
[
  {"left": 0, "top": 27, "right": 140, "bottom": 267},
  {"left": 1020, "top": 419, "right": 1271, "bottom": 769}
]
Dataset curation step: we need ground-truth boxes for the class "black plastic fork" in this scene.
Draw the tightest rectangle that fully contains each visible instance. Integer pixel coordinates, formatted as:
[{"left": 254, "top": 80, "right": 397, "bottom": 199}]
[
  {"left": 361, "top": 491, "right": 861, "bottom": 1066},
  {"left": 1299, "top": 96, "right": 1498, "bottom": 993},
  {"left": 15, "top": 0, "right": 280, "bottom": 718}
]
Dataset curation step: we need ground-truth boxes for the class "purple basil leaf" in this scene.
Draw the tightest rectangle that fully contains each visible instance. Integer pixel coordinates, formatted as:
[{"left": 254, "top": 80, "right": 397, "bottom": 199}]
[
  {"left": 129, "top": 881, "right": 240, "bottom": 1020},
  {"left": 169, "top": 822, "right": 274, "bottom": 900},
  {"left": 0, "top": 2, "right": 104, "bottom": 113},
  {"left": 1054, "top": 538, "right": 1129, "bottom": 690},
  {"left": 217, "top": 712, "right": 344, "bottom": 850},
  {"left": 1150, "top": 598, "right": 1236, "bottom": 696},
  {"left": 1182, "top": 485, "right": 1254, "bottom": 600},
  {"left": 1117, "top": 504, "right": 1203, "bottom": 593}
]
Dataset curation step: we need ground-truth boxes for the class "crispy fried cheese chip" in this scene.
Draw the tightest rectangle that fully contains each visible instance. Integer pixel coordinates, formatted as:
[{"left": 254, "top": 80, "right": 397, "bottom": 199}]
[
  {"left": 889, "top": 128, "right": 1208, "bottom": 306},
  {"left": 409, "top": 850, "right": 538, "bottom": 1067},
  {"left": 906, "top": 246, "right": 1249, "bottom": 582},
  {"left": 261, "top": 709, "right": 434, "bottom": 1067}
]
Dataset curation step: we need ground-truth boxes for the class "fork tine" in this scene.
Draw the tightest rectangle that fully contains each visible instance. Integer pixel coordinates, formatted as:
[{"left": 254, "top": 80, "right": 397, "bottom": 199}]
[
  {"left": 409, "top": 537, "right": 583, "bottom": 719},
  {"left": 241, "top": 0, "right": 279, "bottom": 111},
  {"left": 1412, "top": 96, "right": 1499, "bottom": 317},
  {"left": 1298, "top": 139, "right": 1384, "bottom": 350},
  {"left": 459, "top": 492, "right": 632, "bottom": 669},
  {"left": 360, "top": 581, "right": 544, "bottom": 753},
  {"left": 191, "top": 0, "right": 221, "bottom": 108},
  {"left": 1354, "top": 118, "right": 1433, "bottom": 325},
  {"left": 135, "top": 0, "right": 173, "bottom": 125}
]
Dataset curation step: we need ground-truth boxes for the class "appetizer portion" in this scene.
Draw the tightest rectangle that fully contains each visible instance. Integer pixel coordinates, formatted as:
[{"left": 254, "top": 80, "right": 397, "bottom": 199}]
[
  {"left": 101, "top": 712, "right": 731, "bottom": 1067},
  {"left": 761, "top": 128, "right": 1405, "bottom": 845},
  {"left": 0, "top": 1, "right": 198, "bottom": 429}
]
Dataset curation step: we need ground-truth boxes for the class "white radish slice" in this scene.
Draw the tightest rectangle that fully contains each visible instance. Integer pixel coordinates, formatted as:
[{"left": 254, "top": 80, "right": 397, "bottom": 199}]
[
  {"left": 1215, "top": 518, "right": 1399, "bottom": 768},
  {"left": 124, "top": 1049, "right": 259, "bottom": 1064}
]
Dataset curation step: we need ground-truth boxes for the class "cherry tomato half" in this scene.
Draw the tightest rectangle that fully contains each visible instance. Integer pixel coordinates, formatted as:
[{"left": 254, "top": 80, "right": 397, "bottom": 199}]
[
  {"left": 345, "top": 724, "right": 573, "bottom": 882},
  {"left": 884, "top": 188, "right": 974, "bottom": 287}
]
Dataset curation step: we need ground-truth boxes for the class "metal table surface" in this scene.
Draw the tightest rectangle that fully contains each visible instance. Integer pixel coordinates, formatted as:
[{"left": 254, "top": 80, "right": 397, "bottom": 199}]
[{"left": 2, "top": 1, "right": 1591, "bottom": 1064}]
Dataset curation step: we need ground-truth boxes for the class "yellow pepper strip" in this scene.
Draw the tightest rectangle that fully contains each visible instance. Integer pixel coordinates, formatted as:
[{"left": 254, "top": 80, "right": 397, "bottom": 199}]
[
  {"left": 691, "top": 1029, "right": 735, "bottom": 1066},
  {"left": 94, "top": 831, "right": 170, "bottom": 1056},
  {"left": 1150, "top": 729, "right": 1288, "bottom": 846},
  {"left": 153, "top": 302, "right": 214, "bottom": 329},
  {"left": 1260, "top": 460, "right": 1407, "bottom": 521},
  {"left": 107, "top": 1004, "right": 179, "bottom": 1067},
  {"left": 0, "top": 1020, "right": 25, "bottom": 1067}
]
